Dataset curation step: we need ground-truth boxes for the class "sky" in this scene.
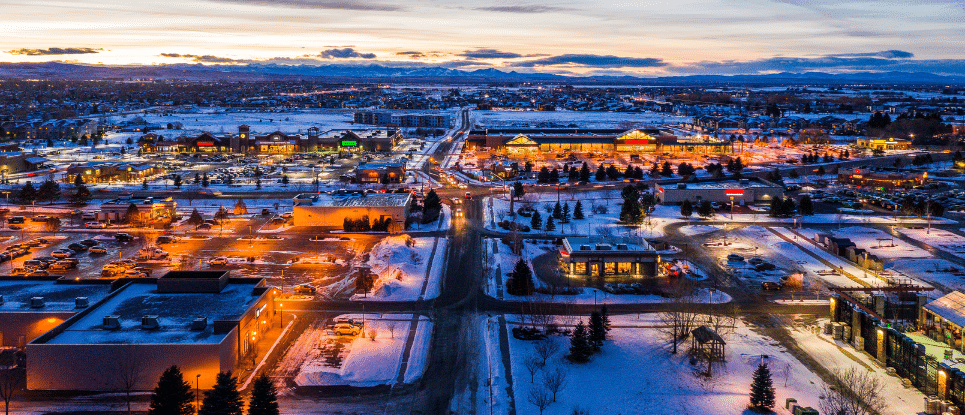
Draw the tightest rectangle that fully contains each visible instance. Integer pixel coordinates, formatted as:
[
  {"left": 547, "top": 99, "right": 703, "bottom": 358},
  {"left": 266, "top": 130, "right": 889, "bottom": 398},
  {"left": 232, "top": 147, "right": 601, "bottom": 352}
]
[{"left": 1, "top": 0, "right": 964, "bottom": 76}]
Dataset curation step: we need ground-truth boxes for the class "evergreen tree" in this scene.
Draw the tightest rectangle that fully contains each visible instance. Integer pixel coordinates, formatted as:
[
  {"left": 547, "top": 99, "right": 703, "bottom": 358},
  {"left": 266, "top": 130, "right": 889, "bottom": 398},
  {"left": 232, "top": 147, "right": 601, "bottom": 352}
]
[
  {"left": 768, "top": 198, "right": 783, "bottom": 218},
  {"left": 561, "top": 202, "right": 571, "bottom": 224},
  {"left": 798, "top": 195, "right": 814, "bottom": 215},
  {"left": 530, "top": 210, "right": 542, "bottom": 230},
  {"left": 594, "top": 165, "right": 606, "bottom": 181},
  {"left": 568, "top": 320, "right": 593, "bottom": 363},
  {"left": 697, "top": 200, "right": 714, "bottom": 218},
  {"left": 37, "top": 179, "right": 61, "bottom": 204},
  {"left": 194, "top": 172, "right": 201, "bottom": 184},
  {"left": 579, "top": 162, "right": 590, "bottom": 182},
  {"left": 173, "top": 175, "right": 182, "bottom": 188},
  {"left": 125, "top": 204, "right": 141, "bottom": 225},
  {"left": 248, "top": 374, "right": 279, "bottom": 415},
  {"left": 748, "top": 363, "right": 776, "bottom": 412},
  {"left": 537, "top": 167, "right": 549, "bottom": 183},
  {"left": 680, "top": 199, "right": 693, "bottom": 218},
  {"left": 17, "top": 182, "right": 37, "bottom": 205},
  {"left": 573, "top": 201, "right": 584, "bottom": 219},
  {"left": 552, "top": 202, "right": 562, "bottom": 219},
  {"left": 424, "top": 189, "right": 442, "bottom": 212},
  {"left": 589, "top": 311, "right": 607, "bottom": 350},
  {"left": 255, "top": 178, "right": 262, "bottom": 190},
  {"left": 72, "top": 184, "right": 92, "bottom": 204},
  {"left": 202, "top": 175, "right": 210, "bottom": 187},
  {"left": 198, "top": 372, "right": 243, "bottom": 415},
  {"left": 782, "top": 197, "right": 796, "bottom": 216},
  {"left": 148, "top": 366, "right": 194, "bottom": 415},
  {"left": 280, "top": 175, "right": 289, "bottom": 186},
  {"left": 73, "top": 174, "right": 84, "bottom": 187},
  {"left": 544, "top": 216, "right": 555, "bottom": 232},
  {"left": 187, "top": 209, "right": 204, "bottom": 228},
  {"left": 549, "top": 168, "right": 560, "bottom": 183},
  {"left": 512, "top": 181, "right": 525, "bottom": 200},
  {"left": 507, "top": 259, "right": 534, "bottom": 296},
  {"left": 816, "top": 166, "right": 826, "bottom": 176},
  {"left": 660, "top": 161, "right": 674, "bottom": 177},
  {"left": 143, "top": 179, "right": 149, "bottom": 190},
  {"left": 600, "top": 305, "right": 611, "bottom": 333}
]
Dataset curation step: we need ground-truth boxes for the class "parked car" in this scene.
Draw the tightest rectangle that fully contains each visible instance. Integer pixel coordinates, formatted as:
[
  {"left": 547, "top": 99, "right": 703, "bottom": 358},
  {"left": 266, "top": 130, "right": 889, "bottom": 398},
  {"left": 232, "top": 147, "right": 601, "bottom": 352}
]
[
  {"left": 85, "top": 221, "right": 106, "bottom": 229},
  {"left": 78, "top": 239, "right": 99, "bottom": 247},
  {"left": 48, "top": 262, "right": 74, "bottom": 272},
  {"left": 748, "top": 257, "right": 765, "bottom": 265},
  {"left": 156, "top": 235, "right": 178, "bottom": 244},
  {"left": 114, "top": 233, "right": 134, "bottom": 242},
  {"left": 755, "top": 262, "right": 777, "bottom": 272},
  {"left": 7, "top": 216, "right": 25, "bottom": 224},
  {"left": 332, "top": 323, "right": 361, "bottom": 336},
  {"left": 89, "top": 246, "right": 108, "bottom": 254},
  {"left": 23, "top": 260, "right": 49, "bottom": 269},
  {"left": 197, "top": 223, "right": 213, "bottom": 230},
  {"left": 67, "top": 243, "right": 88, "bottom": 252},
  {"left": 11, "top": 267, "right": 31, "bottom": 276},
  {"left": 761, "top": 281, "right": 783, "bottom": 291},
  {"left": 32, "top": 215, "right": 50, "bottom": 222},
  {"left": 208, "top": 257, "right": 228, "bottom": 266},
  {"left": 26, "top": 270, "right": 49, "bottom": 277},
  {"left": 726, "top": 253, "right": 744, "bottom": 262},
  {"left": 51, "top": 249, "right": 75, "bottom": 258}
]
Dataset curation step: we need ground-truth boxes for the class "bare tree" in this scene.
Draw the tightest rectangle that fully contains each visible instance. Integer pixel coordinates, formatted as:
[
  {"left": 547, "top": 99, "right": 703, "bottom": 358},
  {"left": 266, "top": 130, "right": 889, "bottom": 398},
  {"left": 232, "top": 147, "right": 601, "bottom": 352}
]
[
  {"left": 526, "top": 296, "right": 556, "bottom": 330},
  {"left": 114, "top": 346, "right": 144, "bottom": 415},
  {"left": 523, "top": 356, "right": 542, "bottom": 383},
  {"left": 657, "top": 287, "right": 700, "bottom": 354},
  {"left": 387, "top": 322, "right": 397, "bottom": 339},
  {"left": 570, "top": 407, "right": 590, "bottom": 415},
  {"left": 534, "top": 338, "right": 560, "bottom": 366},
  {"left": 819, "top": 367, "right": 886, "bottom": 415},
  {"left": 527, "top": 386, "right": 552, "bottom": 414},
  {"left": 0, "top": 368, "right": 24, "bottom": 415},
  {"left": 542, "top": 366, "right": 567, "bottom": 402},
  {"left": 369, "top": 329, "right": 378, "bottom": 341}
]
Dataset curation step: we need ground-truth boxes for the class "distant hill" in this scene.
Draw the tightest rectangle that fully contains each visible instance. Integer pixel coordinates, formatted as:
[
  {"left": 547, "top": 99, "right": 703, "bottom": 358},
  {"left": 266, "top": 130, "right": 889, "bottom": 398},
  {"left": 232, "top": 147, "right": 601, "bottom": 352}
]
[{"left": 0, "top": 62, "right": 961, "bottom": 85}]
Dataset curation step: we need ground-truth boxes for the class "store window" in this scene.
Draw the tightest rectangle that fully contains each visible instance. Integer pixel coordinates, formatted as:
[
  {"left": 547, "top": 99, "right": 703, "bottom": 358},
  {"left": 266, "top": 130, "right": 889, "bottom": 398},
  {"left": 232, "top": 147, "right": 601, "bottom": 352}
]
[{"left": 618, "top": 262, "right": 632, "bottom": 274}]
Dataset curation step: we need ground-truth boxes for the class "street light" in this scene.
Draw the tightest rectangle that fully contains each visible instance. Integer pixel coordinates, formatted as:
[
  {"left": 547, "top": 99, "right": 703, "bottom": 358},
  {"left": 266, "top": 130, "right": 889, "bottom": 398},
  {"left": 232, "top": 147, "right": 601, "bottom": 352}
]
[{"left": 195, "top": 374, "right": 200, "bottom": 414}]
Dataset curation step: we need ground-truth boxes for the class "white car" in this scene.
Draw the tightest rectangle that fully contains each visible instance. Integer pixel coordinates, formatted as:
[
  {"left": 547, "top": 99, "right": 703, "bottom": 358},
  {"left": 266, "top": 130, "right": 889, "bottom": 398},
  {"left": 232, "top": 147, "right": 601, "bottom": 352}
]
[
  {"left": 51, "top": 249, "right": 75, "bottom": 258},
  {"left": 85, "top": 221, "right": 106, "bottom": 229}
]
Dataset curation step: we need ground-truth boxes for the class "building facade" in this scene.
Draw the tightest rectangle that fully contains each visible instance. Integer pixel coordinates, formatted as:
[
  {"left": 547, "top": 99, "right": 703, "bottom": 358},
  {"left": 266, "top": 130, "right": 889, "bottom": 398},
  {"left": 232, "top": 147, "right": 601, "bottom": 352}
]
[
  {"left": 559, "top": 237, "right": 660, "bottom": 278},
  {"left": 292, "top": 191, "right": 411, "bottom": 228},
  {"left": 838, "top": 168, "right": 927, "bottom": 189},
  {"left": 655, "top": 179, "right": 784, "bottom": 205},
  {"left": 466, "top": 128, "right": 732, "bottom": 155}
]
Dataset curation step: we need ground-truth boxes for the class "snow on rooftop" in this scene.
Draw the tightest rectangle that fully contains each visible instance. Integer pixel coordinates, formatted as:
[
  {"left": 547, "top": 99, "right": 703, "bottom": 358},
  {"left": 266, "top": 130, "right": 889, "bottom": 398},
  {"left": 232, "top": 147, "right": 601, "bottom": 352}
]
[
  {"left": 0, "top": 280, "right": 109, "bottom": 312},
  {"left": 925, "top": 291, "right": 965, "bottom": 329},
  {"left": 41, "top": 281, "right": 263, "bottom": 345},
  {"left": 294, "top": 192, "right": 411, "bottom": 208}
]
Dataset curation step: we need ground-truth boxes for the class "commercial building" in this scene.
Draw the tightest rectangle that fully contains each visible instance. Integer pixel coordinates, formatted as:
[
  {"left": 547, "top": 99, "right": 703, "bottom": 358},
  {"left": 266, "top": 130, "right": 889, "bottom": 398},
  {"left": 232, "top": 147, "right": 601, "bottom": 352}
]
[
  {"left": 0, "top": 152, "right": 47, "bottom": 176},
  {"left": 856, "top": 137, "right": 913, "bottom": 151},
  {"left": 27, "top": 271, "right": 277, "bottom": 390},
  {"left": 654, "top": 178, "right": 784, "bottom": 205},
  {"left": 838, "top": 167, "right": 927, "bottom": 189},
  {"left": 315, "top": 129, "right": 404, "bottom": 153},
  {"left": 292, "top": 191, "right": 411, "bottom": 228},
  {"left": 354, "top": 111, "right": 450, "bottom": 128},
  {"left": 354, "top": 161, "right": 406, "bottom": 184},
  {"left": 64, "top": 161, "right": 163, "bottom": 184},
  {"left": 559, "top": 237, "right": 660, "bottom": 278},
  {"left": 466, "top": 128, "right": 732, "bottom": 155},
  {"left": 98, "top": 196, "right": 177, "bottom": 222},
  {"left": 0, "top": 277, "right": 111, "bottom": 347}
]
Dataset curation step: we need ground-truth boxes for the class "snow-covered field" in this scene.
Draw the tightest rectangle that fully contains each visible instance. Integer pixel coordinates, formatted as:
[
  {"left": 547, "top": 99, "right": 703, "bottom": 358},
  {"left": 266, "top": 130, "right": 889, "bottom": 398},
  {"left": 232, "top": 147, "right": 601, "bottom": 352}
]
[
  {"left": 729, "top": 226, "right": 866, "bottom": 288},
  {"left": 828, "top": 226, "right": 931, "bottom": 259},
  {"left": 504, "top": 314, "right": 826, "bottom": 415},
  {"left": 679, "top": 224, "right": 723, "bottom": 236},
  {"left": 473, "top": 110, "right": 690, "bottom": 128},
  {"left": 293, "top": 314, "right": 431, "bottom": 387},
  {"left": 899, "top": 227, "right": 965, "bottom": 255},
  {"left": 103, "top": 108, "right": 363, "bottom": 138},
  {"left": 890, "top": 258, "right": 965, "bottom": 292},
  {"left": 353, "top": 235, "right": 448, "bottom": 302}
]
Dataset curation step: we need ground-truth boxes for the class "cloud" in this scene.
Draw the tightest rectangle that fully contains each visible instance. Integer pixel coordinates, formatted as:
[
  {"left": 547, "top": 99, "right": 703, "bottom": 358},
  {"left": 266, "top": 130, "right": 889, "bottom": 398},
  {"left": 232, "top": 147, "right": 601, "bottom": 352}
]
[
  {"left": 830, "top": 50, "right": 915, "bottom": 59},
  {"left": 475, "top": 5, "right": 571, "bottom": 13},
  {"left": 459, "top": 49, "right": 524, "bottom": 59},
  {"left": 318, "top": 48, "right": 376, "bottom": 59},
  {"left": 206, "top": 0, "right": 402, "bottom": 11},
  {"left": 396, "top": 51, "right": 427, "bottom": 59},
  {"left": 8, "top": 47, "right": 102, "bottom": 56},
  {"left": 510, "top": 54, "right": 667, "bottom": 68},
  {"left": 159, "top": 53, "right": 249, "bottom": 64}
]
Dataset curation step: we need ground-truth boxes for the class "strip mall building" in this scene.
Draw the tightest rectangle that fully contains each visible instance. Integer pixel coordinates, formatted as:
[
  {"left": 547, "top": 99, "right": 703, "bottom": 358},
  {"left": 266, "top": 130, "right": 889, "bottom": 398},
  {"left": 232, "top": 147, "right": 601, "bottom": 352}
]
[{"left": 466, "top": 128, "right": 733, "bottom": 155}]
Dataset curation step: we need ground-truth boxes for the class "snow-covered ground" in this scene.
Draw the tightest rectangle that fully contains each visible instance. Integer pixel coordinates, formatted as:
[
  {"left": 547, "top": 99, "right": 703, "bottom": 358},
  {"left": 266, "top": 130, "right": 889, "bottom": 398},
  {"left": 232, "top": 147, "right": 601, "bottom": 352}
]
[
  {"left": 352, "top": 236, "right": 448, "bottom": 302},
  {"left": 728, "top": 226, "right": 865, "bottom": 288},
  {"left": 788, "top": 321, "right": 925, "bottom": 415},
  {"left": 890, "top": 258, "right": 965, "bottom": 292},
  {"left": 293, "top": 314, "right": 431, "bottom": 387},
  {"left": 504, "top": 314, "right": 826, "bottom": 415},
  {"left": 679, "top": 224, "right": 723, "bottom": 236},
  {"left": 899, "top": 227, "right": 965, "bottom": 255},
  {"left": 827, "top": 226, "right": 931, "bottom": 259}
]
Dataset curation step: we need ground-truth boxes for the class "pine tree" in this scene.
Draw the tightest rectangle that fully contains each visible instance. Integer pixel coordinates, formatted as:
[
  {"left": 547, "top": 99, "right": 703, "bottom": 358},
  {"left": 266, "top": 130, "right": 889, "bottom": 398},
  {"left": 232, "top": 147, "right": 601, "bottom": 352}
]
[
  {"left": 36, "top": 180, "right": 60, "bottom": 204},
  {"left": 280, "top": 175, "right": 288, "bottom": 186},
  {"left": 73, "top": 174, "right": 85, "bottom": 187},
  {"left": 561, "top": 202, "right": 571, "bottom": 224},
  {"left": 573, "top": 201, "right": 584, "bottom": 220},
  {"left": 680, "top": 199, "right": 693, "bottom": 218},
  {"left": 544, "top": 216, "right": 555, "bottom": 232},
  {"left": 198, "top": 372, "right": 243, "bottom": 415},
  {"left": 552, "top": 202, "right": 562, "bottom": 219},
  {"left": 589, "top": 311, "right": 607, "bottom": 351},
  {"left": 579, "top": 162, "right": 590, "bottom": 182},
  {"left": 72, "top": 184, "right": 92, "bottom": 204},
  {"left": 530, "top": 210, "right": 542, "bottom": 230},
  {"left": 749, "top": 363, "right": 776, "bottom": 412},
  {"left": 507, "top": 259, "right": 534, "bottom": 296},
  {"left": 248, "top": 374, "right": 279, "bottom": 415},
  {"left": 17, "top": 181, "right": 37, "bottom": 205},
  {"left": 594, "top": 165, "right": 606, "bottom": 181},
  {"left": 600, "top": 305, "right": 611, "bottom": 333},
  {"left": 697, "top": 200, "right": 714, "bottom": 218},
  {"left": 173, "top": 175, "right": 182, "bottom": 188},
  {"left": 798, "top": 195, "right": 814, "bottom": 215},
  {"left": 568, "top": 320, "right": 593, "bottom": 363},
  {"left": 148, "top": 366, "right": 194, "bottom": 415},
  {"left": 188, "top": 209, "right": 204, "bottom": 228},
  {"left": 202, "top": 175, "right": 210, "bottom": 188}
]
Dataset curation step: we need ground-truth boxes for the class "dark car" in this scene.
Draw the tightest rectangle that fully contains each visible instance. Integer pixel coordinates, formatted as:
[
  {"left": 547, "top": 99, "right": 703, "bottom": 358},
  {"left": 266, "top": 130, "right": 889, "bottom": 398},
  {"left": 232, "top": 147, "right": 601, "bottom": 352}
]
[
  {"left": 67, "top": 243, "right": 88, "bottom": 252},
  {"left": 761, "top": 282, "right": 783, "bottom": 291},
  {"left": 754, "top": 262, "right": 777, "bottom": 272},
  {"left": 115, "top": 233, "right": 133, "bottom": 242},
  {"left": 79, "top": 239, "right": 100, "bottom": 247},
  {"left": 156, "top": 235, "right": 178, "bottom": 244}
]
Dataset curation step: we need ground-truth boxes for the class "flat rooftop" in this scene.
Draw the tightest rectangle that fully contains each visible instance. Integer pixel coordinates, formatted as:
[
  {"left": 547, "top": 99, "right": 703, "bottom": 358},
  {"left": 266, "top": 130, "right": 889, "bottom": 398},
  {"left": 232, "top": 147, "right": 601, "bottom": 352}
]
[
  {"left": 294, "top": 192, "right": 411, "bottom": 208},
  {"left": 563, "top": 237, "right": 654, "bottom": 253},
  {"left": 0, "top": 279, "right": 110, "bottom": 313},
  {"left": 38, "top": 280, "right": 263, "bottom": 345},
  {"left": 666, "top": 179, "right": 780, "bottom": 190}
]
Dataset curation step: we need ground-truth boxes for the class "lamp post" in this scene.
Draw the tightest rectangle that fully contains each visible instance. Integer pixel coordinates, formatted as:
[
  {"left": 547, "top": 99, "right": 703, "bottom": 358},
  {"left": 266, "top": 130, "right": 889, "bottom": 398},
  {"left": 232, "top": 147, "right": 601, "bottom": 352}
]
[
  {"left": 729, "top": 196, "right": 734, "bottom": 220},
  {"left": 195, "top": 374, "right": 200, "bottom": 414}
]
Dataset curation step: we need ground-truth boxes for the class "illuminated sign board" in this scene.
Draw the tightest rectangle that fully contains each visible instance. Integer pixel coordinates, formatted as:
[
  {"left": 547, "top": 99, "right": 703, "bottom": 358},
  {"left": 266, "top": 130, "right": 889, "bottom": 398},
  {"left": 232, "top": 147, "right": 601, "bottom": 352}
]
[
  {"left": 341, "top": 140, "right": 358, "bottom": 147},
  {"left": 724, "top": 189, "right": 744, "bottom": 196},
  {"left": 197, "top": 141, "right": 214, "bottom": 146}
]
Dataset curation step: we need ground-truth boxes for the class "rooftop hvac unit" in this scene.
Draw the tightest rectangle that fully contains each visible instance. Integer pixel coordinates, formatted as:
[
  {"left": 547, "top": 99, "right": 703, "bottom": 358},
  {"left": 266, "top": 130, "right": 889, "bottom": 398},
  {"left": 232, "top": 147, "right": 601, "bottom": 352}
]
[
  {"left": 677, "top": 183, "right": 687, "bottom": 189},
  {"left": 103, "top": 315, "right": 121, "bottom": 330},
  {"left": 0, "top": 295, "right": 4, "bottom": 305},
  {"left": 141, "top": 315, "right": 160, "bottom": 330},
  {"left": 30, "top": 297, "right": 45, "bottom": 308},
  {"left": 191, "top": 317, "right": 207, "bottom": 331},
  {"left": 75, "top": 297, "right": 89, "bottom": 308},
  {"left": 616, "top": 244, "right": 629, "bottom": 250}
]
